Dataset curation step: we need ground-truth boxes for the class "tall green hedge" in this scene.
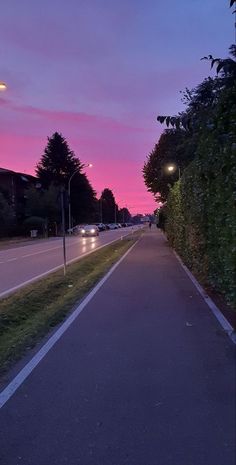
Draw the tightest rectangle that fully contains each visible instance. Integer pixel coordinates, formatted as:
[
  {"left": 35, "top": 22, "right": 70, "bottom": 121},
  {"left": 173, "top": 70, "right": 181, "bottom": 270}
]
[{"left": 166, "top": 142, "right": 236, "bottom": 306}]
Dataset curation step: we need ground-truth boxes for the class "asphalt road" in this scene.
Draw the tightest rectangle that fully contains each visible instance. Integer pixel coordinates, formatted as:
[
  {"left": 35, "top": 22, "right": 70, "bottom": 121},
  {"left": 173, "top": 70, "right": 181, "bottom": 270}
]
[
  {"left": 0, "top": 226, "right": 141, "bottom": 297},
  {"left": 0, "top": 229, "right": 235, "bottom": 465}
]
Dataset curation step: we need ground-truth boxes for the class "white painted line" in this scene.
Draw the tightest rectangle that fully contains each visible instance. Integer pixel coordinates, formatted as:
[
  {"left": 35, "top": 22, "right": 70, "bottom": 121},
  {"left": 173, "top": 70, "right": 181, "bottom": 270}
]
[
  {"left": 173, "top": 250, "right": 236, "bottom": 344},
  {"left": 6, "top": 258, "right": 17, "bottom": 262},
  {"left": 0, "top": 239, "right": 61, "bottom": 255},
  {"left": 0, "top": 239, "right": 140, "bottom": 409},
  {"left": 0, "top": 229, "right": 141, "bottom": 299},
  {"left": 21, "top": 245, "right": 62, "bottom": 258}
]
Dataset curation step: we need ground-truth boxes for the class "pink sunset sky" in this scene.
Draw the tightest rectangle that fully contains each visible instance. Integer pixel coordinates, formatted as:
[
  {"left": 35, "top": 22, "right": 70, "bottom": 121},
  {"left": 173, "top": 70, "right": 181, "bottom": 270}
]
[{"left": 0, "top": 0, "right": 233, "bottom": 214}]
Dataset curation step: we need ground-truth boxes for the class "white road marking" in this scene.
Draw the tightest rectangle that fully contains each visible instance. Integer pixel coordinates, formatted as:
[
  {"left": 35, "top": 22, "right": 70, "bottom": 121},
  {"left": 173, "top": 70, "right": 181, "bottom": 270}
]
[
  {"left": 173, "top": 249, "right": 236, "bottom": 344},
  {"left": 0, "top": 229, "right": 142, "bottom": 299},
  {"left": 0, "top": 240, "right": 60, "bottom": 255},
  {"left": 0, "top": 240, "right": 140, "bottom": 409},
  {"left": 2, "top": 241, "right": 82, "bottom": 261},
  {"left": 6, "top": 258, "right": 17, "bottom": 262},
  {"left": 0, "top": 228, "right": 138, "bottom": 262},
  {"left": 21, "top": 245, "right": 63, "bottom": 258}
]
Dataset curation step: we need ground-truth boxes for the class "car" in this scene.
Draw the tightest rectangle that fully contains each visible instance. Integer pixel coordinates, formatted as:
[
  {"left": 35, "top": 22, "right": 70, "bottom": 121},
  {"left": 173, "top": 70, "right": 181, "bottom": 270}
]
[
  {"left": 108, "top": 223, "right": 118, "bottom": 229},
  {"left": 67, "top": 225, "right": 83, "bottom": 235},
  {"left": 80, "top": 225, "right": 99, "bottom": 237},
  {"left": 95, "top": 223, "right": 106, "bottom": 231}
]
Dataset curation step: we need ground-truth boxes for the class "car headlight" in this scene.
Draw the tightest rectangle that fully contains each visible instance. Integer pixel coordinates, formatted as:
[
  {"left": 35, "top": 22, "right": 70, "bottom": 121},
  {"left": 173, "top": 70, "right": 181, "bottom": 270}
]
[
  {"left": 81, "top": 229, "right": 85, "bottom": 233},
  {"left": 91, "top": 229, "right": 95, "bottom": 233}
]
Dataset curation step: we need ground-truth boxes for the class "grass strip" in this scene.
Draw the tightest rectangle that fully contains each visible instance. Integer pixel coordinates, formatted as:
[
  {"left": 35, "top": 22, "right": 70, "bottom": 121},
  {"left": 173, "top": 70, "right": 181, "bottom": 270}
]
[{"left": 0, "top": 232, "right": 141, "bottom": 374}]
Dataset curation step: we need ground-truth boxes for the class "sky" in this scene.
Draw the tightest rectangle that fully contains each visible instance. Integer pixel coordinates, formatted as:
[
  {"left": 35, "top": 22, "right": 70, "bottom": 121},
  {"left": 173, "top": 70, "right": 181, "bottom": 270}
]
[{"left": 0, "top": 0, "right": 233, "bottom": 214}]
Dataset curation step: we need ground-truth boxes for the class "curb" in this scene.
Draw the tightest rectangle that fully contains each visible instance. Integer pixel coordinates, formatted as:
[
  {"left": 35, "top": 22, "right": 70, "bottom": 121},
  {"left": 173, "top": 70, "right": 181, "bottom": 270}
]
[
  {"left": 172, "top": 248, "right": 236, "bottom": 345},
  {"left": 0, "top": 238, "right": 141, "bottom": 408}
]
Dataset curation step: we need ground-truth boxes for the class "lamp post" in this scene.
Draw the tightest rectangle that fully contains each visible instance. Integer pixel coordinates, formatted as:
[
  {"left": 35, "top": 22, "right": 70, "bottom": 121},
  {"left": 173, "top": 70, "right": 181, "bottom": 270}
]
[
  {"left": 60, "top": 186, "right": 66, "bottom": 276},
  {"left": 68, "top": 163, "right": 92, "bottom": 234},
  {"left": 114, "top": 203, "right": 117, "bottom": 224},
  {"left": 100, "top": 198, "right": 103, "bottom": 223}
]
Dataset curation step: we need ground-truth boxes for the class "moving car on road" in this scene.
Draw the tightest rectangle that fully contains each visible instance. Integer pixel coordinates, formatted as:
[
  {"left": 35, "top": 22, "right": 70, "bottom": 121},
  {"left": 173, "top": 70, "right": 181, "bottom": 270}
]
[{"left": 80, "top": 225, "right": 99, "bottom": 237}]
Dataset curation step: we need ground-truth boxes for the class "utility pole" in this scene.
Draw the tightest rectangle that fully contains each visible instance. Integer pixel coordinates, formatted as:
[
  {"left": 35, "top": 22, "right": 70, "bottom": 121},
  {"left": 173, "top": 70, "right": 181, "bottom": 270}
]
[
  {"left": 60, "top": 187, "right": 66, "bottom": 276},
  {"left": 68, "top": 164, "right": 92, "bottom": 233},
  {"left": 100, "top": 198, "right": 103, "bottom": 223},
  {"left": 68, "top": 169, "right": 80, "bottom": 234}
]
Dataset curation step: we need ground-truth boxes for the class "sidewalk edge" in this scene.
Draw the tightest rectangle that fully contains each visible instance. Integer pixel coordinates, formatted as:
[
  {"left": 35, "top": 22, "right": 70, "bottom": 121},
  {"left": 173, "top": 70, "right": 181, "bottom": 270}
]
[
  {"left": 0, "top": 228, "right": 142, "bottom": 299},
  {"left": 172, "top": 249, "right": 236, "bottom": 344},
  {"left": 0, "top": 238, "right": 140, "bottom": 409}
]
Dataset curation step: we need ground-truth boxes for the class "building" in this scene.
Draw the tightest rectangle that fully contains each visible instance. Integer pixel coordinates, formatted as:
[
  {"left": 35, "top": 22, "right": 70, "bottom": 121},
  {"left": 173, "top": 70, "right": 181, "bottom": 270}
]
[{"left": 0, "top": 167, "right": 37, "bottom": 222}]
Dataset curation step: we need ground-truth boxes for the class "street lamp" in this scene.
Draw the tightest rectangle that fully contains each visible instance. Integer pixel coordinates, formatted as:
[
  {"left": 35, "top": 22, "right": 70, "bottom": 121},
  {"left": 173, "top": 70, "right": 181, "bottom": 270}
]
[
  {"left": 0, "top": 82, "right": 7, "bottom": 91},
  {"left": 166, "top": 163, "right": 181, "bottom": 180},
  {"left": 68, "top": 163, "right": 92, "bottom": 234}
]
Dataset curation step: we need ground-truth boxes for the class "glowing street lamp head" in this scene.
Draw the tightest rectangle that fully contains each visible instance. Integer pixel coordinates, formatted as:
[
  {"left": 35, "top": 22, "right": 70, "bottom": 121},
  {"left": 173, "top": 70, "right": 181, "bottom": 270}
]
[
  {"left": 167, "top": 165, "right": 175, "bottom": 172},
  {"left": 88, "top": 163, "right": 93, "bottom": 168},
  {"left": 0, "top": 82, "right": 7, "bottom": 91}
]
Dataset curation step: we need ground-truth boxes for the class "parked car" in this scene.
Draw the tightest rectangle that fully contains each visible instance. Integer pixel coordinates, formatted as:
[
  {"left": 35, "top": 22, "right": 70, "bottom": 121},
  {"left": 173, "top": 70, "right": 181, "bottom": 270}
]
[
  {"left": 67, "top": 225, "right": 83, "bottom": 235},
  {"left": 108, "top": 223, "right": 118, "bottom": 229},
  {"left": 95, "top": 223, "right": 106, "bottom": 231},
  {"left": 80, "top": 225, "right": 99, "bottom": 237}
]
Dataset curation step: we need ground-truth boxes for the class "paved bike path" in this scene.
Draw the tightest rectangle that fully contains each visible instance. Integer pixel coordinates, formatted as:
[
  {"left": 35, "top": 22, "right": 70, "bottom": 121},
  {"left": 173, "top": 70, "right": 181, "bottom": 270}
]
[{"left": 0, "top": 230, "right": 235, "bottom": 465}]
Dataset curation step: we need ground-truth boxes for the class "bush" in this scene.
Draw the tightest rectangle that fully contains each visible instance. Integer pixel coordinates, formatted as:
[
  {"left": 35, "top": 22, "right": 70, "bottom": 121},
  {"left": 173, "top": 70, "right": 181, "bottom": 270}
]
[
  {"left": 166, "top": 144, "right": 236, "bottom": 306},
  {"left": 23, "top": 216, "right": 45, "bottom": 234}
]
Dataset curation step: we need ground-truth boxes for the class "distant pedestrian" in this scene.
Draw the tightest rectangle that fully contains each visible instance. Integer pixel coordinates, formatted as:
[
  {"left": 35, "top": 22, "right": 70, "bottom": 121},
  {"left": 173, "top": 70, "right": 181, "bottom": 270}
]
[{"left": 149, "top": 221, "right": 152, "bottom": 229}]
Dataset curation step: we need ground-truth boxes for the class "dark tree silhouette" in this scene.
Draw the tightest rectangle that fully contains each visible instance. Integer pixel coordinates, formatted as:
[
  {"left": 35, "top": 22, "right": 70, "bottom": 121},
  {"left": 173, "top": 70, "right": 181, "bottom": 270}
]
[
  {"left": 36, "top": 132, "right": 82, "bottom": 188},
  {"left": 36, "top": 132, "right": 97, "bottom": 225},
  {"left": 118, "top": 207, "right": 131, "bottom": 223},
  {"left": 143, "top": 129, "right": 194, "bottom": 201},
  {"left": 100, "top": 188, "right": 117, "bottom": 223}
]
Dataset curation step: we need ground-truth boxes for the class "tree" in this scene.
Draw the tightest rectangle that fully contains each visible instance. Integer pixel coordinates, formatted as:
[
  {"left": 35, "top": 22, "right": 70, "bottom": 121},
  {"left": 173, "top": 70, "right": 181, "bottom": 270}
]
[
  {"left": 99, "top": 189, "right": 116, "bottom": 223},
  {"left": 156, "top": 42, "right": 236, "bottom": 131},
  {"left": 25, "top": 185, "right": 61, "bottom": 229},
  {"left": 145, "top": 40, "right": 236, "bottom": 202},
  {"left": 143, "top": 129, "right": 194, "bottom": 201},
  {"left": 36, "top": 132, "right": 97, "bottom": 225},
  {"left": 132, "top": 214, "right": 143, "bottom": 224},
  {"left": 36, "top": 132, "right": 82, "bottom": 188},
  {"left": 70, "top": 172, "right": 97, "bottom": 224},
  {"left": 118, "top": 207, "right": 131, "bottom": 223}
]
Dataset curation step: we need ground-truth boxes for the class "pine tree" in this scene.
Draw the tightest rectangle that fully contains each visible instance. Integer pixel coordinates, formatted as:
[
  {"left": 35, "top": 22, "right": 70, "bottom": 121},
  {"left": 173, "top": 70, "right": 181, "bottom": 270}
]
[
  {"left": 100, "top": 188, "right": 116, "bottom": 223},
  {"left": 36, "top": 132, "right": 97, "bottom": 225},
  {"left": 36, "top": 132, "right": 82, "bottom": 188}
]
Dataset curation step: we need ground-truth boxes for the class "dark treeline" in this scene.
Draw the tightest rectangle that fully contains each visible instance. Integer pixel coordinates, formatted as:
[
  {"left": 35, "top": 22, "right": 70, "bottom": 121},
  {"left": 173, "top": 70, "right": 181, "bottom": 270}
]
[{"left": 0, "top": 132, "right": 131, "bottom": 237}]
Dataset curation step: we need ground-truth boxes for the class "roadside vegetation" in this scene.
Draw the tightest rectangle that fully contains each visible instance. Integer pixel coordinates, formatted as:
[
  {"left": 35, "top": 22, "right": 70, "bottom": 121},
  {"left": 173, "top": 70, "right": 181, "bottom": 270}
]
[
  {"left": 0, "top": 132, "right": 131, "bottom": 239},
  {"left": 143, "top": 1, "right": 236, "bottom": 307},
  {"left": 0, "top": 232, "right": 141, "bottom": 374}
]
